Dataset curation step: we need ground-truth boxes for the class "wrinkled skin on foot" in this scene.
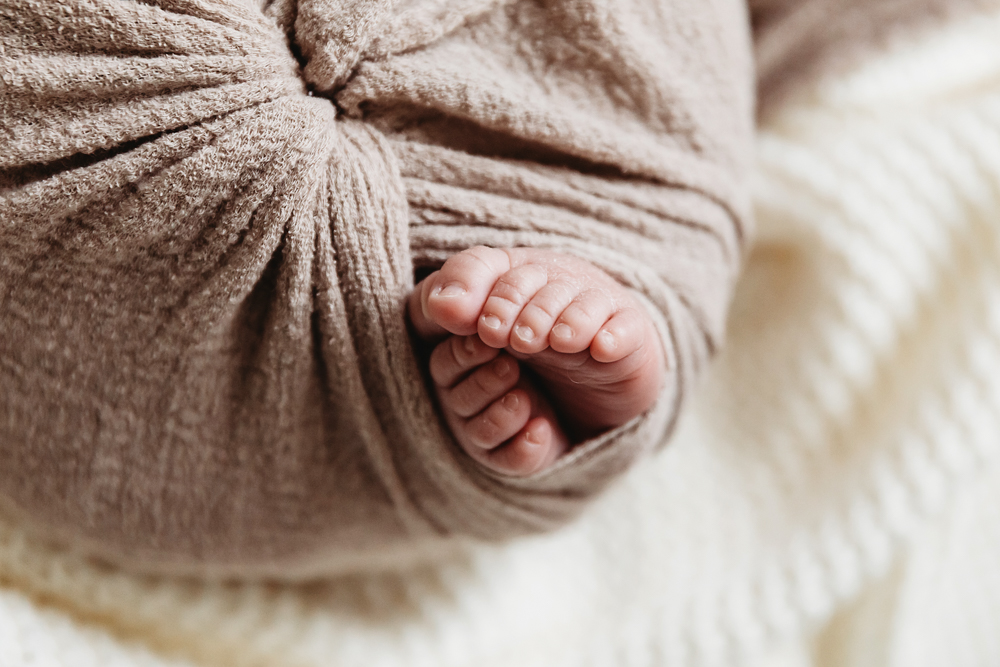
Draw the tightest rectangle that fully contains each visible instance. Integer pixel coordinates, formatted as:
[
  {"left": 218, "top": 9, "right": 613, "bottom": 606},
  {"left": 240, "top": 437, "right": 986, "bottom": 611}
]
[{"left": 409, "top": 247, "right": 665, "bottom": 476}]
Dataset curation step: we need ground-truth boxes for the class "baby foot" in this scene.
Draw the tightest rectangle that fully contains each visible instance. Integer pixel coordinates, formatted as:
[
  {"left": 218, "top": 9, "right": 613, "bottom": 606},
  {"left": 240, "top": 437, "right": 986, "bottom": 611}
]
[
  {"left": 408, "top": 246, "right": 665, "bottom": 476},
  {"left": 424, "top": 334, "right": 570, "bottom": 475}
]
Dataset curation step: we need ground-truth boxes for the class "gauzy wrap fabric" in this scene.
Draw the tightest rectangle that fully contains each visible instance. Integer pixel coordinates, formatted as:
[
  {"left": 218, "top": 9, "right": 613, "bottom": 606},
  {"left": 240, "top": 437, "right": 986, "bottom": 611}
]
[{"left": 0, "top": 0, "right": 753, "bottom": 576}]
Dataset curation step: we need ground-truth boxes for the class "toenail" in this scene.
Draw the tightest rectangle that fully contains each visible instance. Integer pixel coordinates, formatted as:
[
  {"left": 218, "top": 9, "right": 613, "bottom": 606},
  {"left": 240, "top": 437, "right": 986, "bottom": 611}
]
[
  {"left": 494, "top": 357, "right": 513, "bottom": 377},
  {"left": 514, "top": 325, "right": 535, "bottom": 342},
  {"left": 523, "top": 428, "right": 540, "bottom": 445},
  {"left": 598, "top": 330, "right": 616, "bottom": 349},
  {"left": 502, "top": 393, "right": 519, "bottom": 411},
  {"left": 462, "top": 336, "right": 477, "bottom": 354},
  {"left": 481, "top": 314, "right": 502, "bottom": 330},
  {"left": 434, "top": 283, "right": 466, "bottom": 298},
  {"left": 551, "top": 323, "right": 573, "bottom": 339}
]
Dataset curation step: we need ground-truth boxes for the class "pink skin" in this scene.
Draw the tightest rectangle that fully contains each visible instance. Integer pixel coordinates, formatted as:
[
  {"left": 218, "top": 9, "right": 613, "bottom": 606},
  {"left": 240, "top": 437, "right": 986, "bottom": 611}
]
[{"left": 408, "top": 246, "right": 665, "bottom": 477}]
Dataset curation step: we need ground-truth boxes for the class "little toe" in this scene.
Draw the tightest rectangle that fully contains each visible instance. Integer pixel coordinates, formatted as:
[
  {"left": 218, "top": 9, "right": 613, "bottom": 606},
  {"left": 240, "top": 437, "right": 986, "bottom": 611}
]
[
  {"left": 423, "top": 246, "right": 512, "bottom": 336},
  {"left": 477, "top": 264, "right": 550, "bottom": 349},
  {"left": 461, "top": 388, "right": 532, "bottom": 451},
  {"left": 430, "top": 335, "right": 500, "bottom": 388},
  {"left": 486, "top": 416, "right": 569, "bottom": 476},
  {"left": 442, "top": 354, "right": 520, "bottom": 418},
  {"left": 590, "top": 307, "right": 647, "bottom": 363},
  {"left": 547, "top": 289, "right": 616, "bottom": 354}
]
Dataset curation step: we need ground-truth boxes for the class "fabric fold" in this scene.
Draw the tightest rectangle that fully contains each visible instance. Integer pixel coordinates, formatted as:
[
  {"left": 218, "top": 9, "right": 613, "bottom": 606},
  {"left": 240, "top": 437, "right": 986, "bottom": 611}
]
[{"left": 0, "top": 0, "right": 752, "bottom": 576}]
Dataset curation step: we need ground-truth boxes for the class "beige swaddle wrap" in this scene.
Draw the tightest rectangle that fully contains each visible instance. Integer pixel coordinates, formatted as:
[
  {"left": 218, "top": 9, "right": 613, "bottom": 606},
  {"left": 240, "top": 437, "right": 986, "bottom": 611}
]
[
  {"left": 0, "top": 0, "right": 753, "bottom": 575},
  {"left": 5, "top": 2, "right": 1000, "bottom": 667}
]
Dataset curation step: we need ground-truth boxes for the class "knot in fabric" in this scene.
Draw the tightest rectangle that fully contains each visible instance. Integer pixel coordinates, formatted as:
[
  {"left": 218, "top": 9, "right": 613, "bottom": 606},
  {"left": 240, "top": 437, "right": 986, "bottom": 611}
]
[
  {"left": 0, "top": 0, "right": 434, "bottom": 572},
  {"left": 292, "top": 0, "right": 398, "bottom": 93},
  {"left": 0, "top": 0, "right": 752, "bottom": 576}
]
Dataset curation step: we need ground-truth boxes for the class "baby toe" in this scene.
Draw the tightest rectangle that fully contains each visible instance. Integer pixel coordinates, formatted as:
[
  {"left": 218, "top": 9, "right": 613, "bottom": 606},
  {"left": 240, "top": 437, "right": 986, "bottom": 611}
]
[
  {"left": 477, "top": 264, "right": 550, "bottom": 349},
  {"left": 461, "top": 388, "right": 532, "bottom": 451},
  {"left": 547, "top": 288, "right": 616, "bottom": 354},
  {"left": 486, "top": 416, "right": 568, "bottom": 476},
  {"left": 407, "top": 281, "right": 448, "bottom": 341},
  {"left": 507, "top": 280, "right": 578, "bottom": 354},
  {"left": 443, "top": 354, "right": 520, "bottom": 418},
  {"left": 590, "top": 306, "right": 647, "bottom": 363},
  {"left": 429, "top": 335, "right": 500, "bottom": 388},
  {"left": 424, "top": 246, "right": 512, "bottom": 336}
]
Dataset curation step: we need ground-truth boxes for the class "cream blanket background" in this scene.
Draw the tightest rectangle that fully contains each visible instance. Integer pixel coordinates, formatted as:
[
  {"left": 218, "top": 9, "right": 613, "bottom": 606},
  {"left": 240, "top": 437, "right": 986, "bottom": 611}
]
[{"left": 4, "top": 6, "right": 1000, "bottom": 667}]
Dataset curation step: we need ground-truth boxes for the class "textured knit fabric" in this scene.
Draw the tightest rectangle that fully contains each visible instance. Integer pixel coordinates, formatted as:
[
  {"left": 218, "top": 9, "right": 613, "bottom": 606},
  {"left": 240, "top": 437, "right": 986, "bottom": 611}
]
[
  {"left": 0, "top": 0, "right": 753, "bottom": 575},
  {"left": 3, "top": 5, "right": 1000, "bottom": 667}
]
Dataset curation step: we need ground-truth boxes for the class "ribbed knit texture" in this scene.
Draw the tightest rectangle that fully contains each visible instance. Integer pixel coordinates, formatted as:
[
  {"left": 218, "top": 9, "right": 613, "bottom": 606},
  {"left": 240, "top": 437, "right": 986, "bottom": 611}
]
[
  {"left": 3, "top": 5, "right": 1000, "bottom": 667},
  {"left": 0, "top": 0, "right": 752, "bottom": 575}
]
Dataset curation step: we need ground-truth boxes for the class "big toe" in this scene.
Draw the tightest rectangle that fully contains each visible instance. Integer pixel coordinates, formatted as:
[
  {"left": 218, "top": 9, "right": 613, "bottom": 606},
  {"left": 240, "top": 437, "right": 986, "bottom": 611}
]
[
  {"left": 445, "top": 377, "right": 569, "bottom": 477},
  {"left": 486, "top": 416, "right": 568, "bottom": 476},
  {"left": 421, "top": 246, "right": 513, "bottom": 336}
]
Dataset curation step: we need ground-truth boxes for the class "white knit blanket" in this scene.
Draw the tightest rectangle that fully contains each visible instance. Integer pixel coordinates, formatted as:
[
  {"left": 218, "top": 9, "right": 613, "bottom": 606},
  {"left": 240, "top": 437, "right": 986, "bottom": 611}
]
[{"left": 4, "top": 9, "right": 1000, "bottom": 667}]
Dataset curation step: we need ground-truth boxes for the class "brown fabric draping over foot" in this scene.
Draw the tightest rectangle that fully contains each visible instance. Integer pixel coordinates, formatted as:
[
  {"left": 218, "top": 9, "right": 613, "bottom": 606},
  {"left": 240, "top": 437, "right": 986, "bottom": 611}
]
[{"left": 0, "top": 0, "right": 752, "bottom": 577}]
